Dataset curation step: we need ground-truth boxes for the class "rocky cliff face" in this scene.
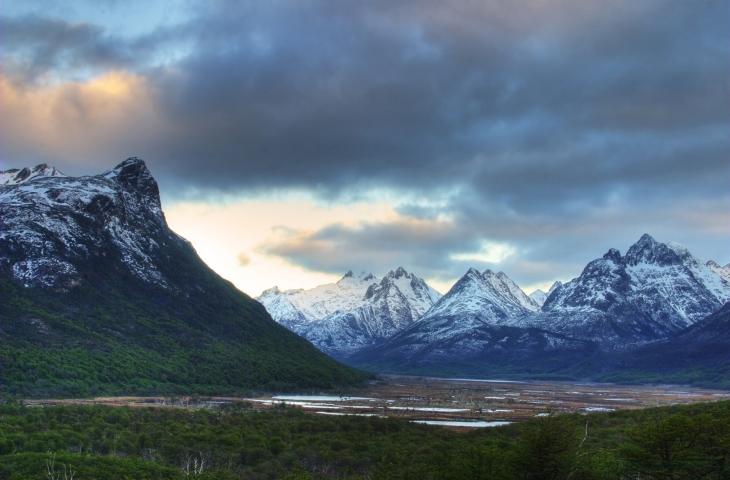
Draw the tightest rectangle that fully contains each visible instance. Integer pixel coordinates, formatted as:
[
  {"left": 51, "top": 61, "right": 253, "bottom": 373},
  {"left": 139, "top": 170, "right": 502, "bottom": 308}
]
[{"left": 0, "top": 158, "right": 176, "bottom": 289}]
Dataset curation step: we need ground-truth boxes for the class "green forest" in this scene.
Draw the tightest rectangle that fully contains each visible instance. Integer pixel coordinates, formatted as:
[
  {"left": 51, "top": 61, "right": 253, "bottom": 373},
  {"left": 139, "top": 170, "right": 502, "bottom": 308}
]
[{"left": 1, "top": 399, "right": 729, "bottom": 479}]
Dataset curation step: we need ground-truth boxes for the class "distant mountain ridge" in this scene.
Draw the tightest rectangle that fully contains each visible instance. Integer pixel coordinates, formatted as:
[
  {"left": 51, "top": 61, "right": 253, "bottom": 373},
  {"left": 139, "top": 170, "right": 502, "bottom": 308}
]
[
  {"left": 350, "top": 268, "right": 592, "bottom": 372},
  {"left": 0, "top": 163, "right": 65, "bottom": 185},
  {"left": 258, "top": 267, "right": 441, "bottom": 356},
  {"left": 0, "top": 158, "right": 364, "bottom": 396},
  {"left": 349, "top": 234, "right": 730, "bottom": 380}
]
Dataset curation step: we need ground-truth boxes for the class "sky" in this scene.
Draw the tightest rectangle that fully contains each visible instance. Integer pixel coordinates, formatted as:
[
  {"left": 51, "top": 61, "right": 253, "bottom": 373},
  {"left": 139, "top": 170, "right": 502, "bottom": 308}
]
[{"left": 1, "top": 0, "right": 729, "bottom": 296}]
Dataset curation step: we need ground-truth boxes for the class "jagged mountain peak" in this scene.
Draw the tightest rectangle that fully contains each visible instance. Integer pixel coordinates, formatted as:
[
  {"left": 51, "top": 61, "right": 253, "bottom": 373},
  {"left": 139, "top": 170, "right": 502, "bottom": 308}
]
[
  {"left": 339, "top": 270, "right": 375, "bottom": 283},
  {"left": 1, "top": 163, "right": 65, "bottom": 185},
  {"left": 529, "top": 288, "right": 547, "bottom": 307},
  {"left": 260, "top": 286, "right": 281, "bottom": 296},
  {"left": 0, "top": 157, "right": 172, "bottom": 289},
  {"left": 464, "top": 266, "right": 482, "bottom": 278},
  {"left": 548, "top": 280, "right": 563, "bottom": 295},
  {"left": 258, "top": 266, "right": 440, "bottom": 356},
  {"left": 108, "top": 157, "right": 152, "bottom": 181},
  {"left": 541, "top": 234, "right": 730, "bottom": 344},
  {"left": 707, "top": 260, "right": 730, "bottom": 283},
  {"left": 419, "top": 267, "right": 538, "bottom": 325},
  {"left": 624, "top": 233, "right": 683, "bottom": 266},
  {"left": 388, "top": 266, "right": 409, "bottom": 277},
  {"left": 602, "top": 248, "right": 622, "bottom": 262}
]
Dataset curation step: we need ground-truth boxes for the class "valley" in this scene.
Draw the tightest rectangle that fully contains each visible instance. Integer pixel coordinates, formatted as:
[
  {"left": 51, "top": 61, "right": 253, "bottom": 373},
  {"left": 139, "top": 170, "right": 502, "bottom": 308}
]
[{"left": 23, "top": 375, "right": 730, "bottom": 428}]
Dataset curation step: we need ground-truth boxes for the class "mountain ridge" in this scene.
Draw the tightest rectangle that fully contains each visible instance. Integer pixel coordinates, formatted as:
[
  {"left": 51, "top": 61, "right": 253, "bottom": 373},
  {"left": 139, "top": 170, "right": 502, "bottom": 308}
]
[
  {"left": 258, "top": 267, "right": 441, "bottom": 357},
  {"left": 0, "top": 158, "right": 365, "bottom": 396},
  {"left": 350, "top": 234, "right": 730, "bottom": 379}
]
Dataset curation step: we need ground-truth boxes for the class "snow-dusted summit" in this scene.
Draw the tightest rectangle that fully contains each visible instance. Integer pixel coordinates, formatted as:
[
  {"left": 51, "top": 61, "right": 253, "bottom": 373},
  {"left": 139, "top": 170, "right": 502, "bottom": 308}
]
[
  {"left": 419, "top": 268, "right": 539, "bottom": 327},
  {"left": 538, "top": 234, "right": 730, "bottom": 345},
  {"left": 707, "top": 260, "right": 730, "bottom": 283},
  {"left": 258, "top": 270, "right": 379, "bottom": 332},
  {"left": 529, "top": 289, "right": 547, "bottom": 307},
  {"left": 0, "top": 164, "right": 65, "bottom": 185},
  {"left": 351, "top": 268, "right": 586, "bottom": 368},
  {"left": 258, "top": 267, "right": 441, "bottom": 356},
  {"left": 0, "top": 158, "right": 178, "bottom": 288}
]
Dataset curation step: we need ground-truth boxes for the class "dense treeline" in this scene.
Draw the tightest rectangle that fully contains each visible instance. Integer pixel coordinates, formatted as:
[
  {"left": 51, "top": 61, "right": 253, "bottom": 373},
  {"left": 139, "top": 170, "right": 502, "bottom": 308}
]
[{"left": 1, "top": 400, "right": 729, "bottom": 479}]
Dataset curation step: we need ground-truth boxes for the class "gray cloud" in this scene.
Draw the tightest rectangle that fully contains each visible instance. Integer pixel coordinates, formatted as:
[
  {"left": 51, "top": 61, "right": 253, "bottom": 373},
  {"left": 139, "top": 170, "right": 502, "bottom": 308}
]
[
  {"left": 260, "top": 195, "right": 730, "bottom": 288},
  {"left": 2, "top": 0, "right": 729, "bottom": 286},
  {"left": 0, "top": 14, "right": 187, "bottom": 83}
]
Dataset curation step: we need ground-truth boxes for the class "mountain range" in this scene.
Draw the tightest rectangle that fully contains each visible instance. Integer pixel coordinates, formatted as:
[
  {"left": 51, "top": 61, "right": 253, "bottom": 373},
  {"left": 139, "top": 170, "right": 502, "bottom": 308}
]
[
  {"left": 258, "top": 267, "right": 440, "bottom": 357},
  {"left": 0, "top": 159, "right": 364, "bottom": 396},
  {"left": 3, "top": 159, "right": 730, "bottom": 392},
  {"left": 262, "top": 234, "right": 730, "bottom": 384}
]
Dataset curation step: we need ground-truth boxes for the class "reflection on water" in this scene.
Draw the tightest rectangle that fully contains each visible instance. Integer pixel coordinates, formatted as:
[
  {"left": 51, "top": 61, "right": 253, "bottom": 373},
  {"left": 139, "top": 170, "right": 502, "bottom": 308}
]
[{"left": 412, "top": 420, "right": 512, "bottom": 428}]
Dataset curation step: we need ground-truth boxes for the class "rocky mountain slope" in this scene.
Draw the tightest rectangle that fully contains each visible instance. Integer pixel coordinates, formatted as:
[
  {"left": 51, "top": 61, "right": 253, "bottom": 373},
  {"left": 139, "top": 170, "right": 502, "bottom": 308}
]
[
  {"left": 258, "top": 267, "right": 440, "bottom": 357},
  {"left": 598, "top": 302, "right": 730, "bottom": 387},
  {"left": 0, "top": 163, "right": 64, "bottom": 185},
  {"left": 537, "top": 234, "right": 730, "bottom": 347},
  {"left": 0, "top": 159, "right": 364, "bottom": 396}
]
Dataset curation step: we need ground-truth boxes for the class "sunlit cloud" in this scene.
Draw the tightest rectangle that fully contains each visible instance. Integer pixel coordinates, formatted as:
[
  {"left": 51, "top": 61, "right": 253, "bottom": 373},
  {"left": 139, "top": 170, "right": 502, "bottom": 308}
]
[
  {"left": 450, "top": 241, "right": 517, "bottom": 264},
  {"left": 0, "top": 70, "right": 159, "bottom": 171}
]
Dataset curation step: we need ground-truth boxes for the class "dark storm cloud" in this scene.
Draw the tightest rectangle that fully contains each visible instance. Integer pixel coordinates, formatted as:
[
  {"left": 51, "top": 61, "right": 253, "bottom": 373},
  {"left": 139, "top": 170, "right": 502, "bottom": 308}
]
[
  {"left": 2, "top": 0, "right": 729, "bottom": 286},
  {"left": 140, "top": 0, "right": 730, "bottom": 207}
]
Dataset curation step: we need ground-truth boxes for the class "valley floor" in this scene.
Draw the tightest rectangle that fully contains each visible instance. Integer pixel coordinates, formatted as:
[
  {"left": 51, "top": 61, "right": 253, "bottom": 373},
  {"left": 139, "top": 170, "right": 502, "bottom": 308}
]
[{"left": 22, "top": 375, "right": 730, "bottom": 428}]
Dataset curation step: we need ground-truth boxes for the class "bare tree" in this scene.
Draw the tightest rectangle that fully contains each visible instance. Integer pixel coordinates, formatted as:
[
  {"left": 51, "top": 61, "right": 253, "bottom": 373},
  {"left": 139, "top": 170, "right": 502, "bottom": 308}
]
[
  {"left": 46, "top": 452, "right": 76, "bottom": 480},
  {"left": 182, "top": 451, "right": 208, "bottom": 478}
]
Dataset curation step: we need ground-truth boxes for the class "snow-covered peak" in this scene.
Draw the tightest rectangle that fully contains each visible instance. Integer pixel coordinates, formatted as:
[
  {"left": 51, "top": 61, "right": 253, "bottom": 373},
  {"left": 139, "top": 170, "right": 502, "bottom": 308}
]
[
  {"left": 707, "top": 261, "right": 730, "bottom": 283},
  {"left": 258, "top": 267, "right": 441, "bottom": 356},
  {"left": 624, "top": 233, "right": 681, "bottom": 266},
  {"left": 547, "top": 281, "right": 562, "bottom": 295},
  {"left": 368, "top": 267, "right": 441, "bottom": 316},
  {"left": 0, "top": 163, "right": 65, "bottom": 185},
  {"left": 0, "top": 158, "right": 179, "bottom": 289},
  {"left": 543, "top": 234, "right": 730, "bottom": 339},
  {"left": 602, "top": 248, "right": 622, "bottom": 263},
  {"left": 529, "top": 289, "right": 547, "bottom": 307},
  {"left": 338, "top": 270, "right": 376, "bottom": 284},
  {"left": 420, "top": 267, "right": 537, "bottom": 325}
]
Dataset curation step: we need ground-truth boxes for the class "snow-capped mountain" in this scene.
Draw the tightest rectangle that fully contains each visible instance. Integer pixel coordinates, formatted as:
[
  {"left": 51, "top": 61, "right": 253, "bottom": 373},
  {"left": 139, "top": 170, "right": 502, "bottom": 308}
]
[
  {"left": 707, "top": 260, "right": 730, "bottom": 283},
  {"left": 419, "top": 268, "right": 539, "bottom": 325},
  {"left": 547, "top": 280, "right": 563, "bottom": 296},
  {"left": 529, "top": 289, "right": 547, "bottom": 307},
  {"left": 258, "top": 267, "right": 441, "bottom": 356},
  {"left": 351, "top": 269, "right": 589, "bottom": 369},
  {"left": 0, "top": 163, "right": 65, "bottom": 185},
  {"left": 352, "top": 234, "right": 730, "bottom": 374},
  {"left": 530, "top": 281, "right": 564, "bottom": 307},
  {"left": 258, "top": 270, "right": 379, "bottom": 331},
  {"left": 0, "top": 158, "right": 362, "bottom": 395},
  {"left": 0, "top": 158, "right": 173, "bottom": 288},
  {"left": 539, "top": 234, "right": 730, "bottom": 346}
]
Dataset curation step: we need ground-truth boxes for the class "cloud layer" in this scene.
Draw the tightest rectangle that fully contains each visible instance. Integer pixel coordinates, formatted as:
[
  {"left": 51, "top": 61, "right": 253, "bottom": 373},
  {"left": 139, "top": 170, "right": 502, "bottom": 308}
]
[{"left": 1, "top": 0, "right": 728, "bottom": 289}]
